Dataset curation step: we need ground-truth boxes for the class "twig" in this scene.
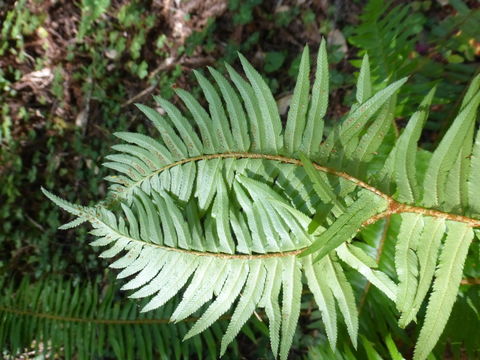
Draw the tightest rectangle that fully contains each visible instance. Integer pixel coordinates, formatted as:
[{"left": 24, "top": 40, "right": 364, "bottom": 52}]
[
  {"left": 121, "top": 55, "right": 216, "bottom": 108},
  {"left": 148, "top": 56, "right": 179, "bottom": 80},
  {"left": 121, "top": 83, "right": 158, "bottom": 108},
  {"left": 121, "top": 56, "right": 179, "bottom": 108},
  {"left": 26, "top": 214, "right": 45, "bottom": 232}
]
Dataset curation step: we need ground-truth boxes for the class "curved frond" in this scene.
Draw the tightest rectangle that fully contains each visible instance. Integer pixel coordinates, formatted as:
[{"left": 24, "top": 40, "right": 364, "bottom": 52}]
[{"left": 43, "top": 45, "right": 480, "bottom": 360}]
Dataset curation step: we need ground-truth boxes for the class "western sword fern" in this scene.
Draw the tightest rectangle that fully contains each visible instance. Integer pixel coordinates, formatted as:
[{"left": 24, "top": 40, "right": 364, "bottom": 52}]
[{"left": 43, "top": 40, "right": 480, "bottom": 360}]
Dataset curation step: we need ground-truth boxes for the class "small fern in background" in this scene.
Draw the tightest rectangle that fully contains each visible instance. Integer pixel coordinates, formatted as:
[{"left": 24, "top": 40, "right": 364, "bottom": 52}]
[
  {"left": 348, "top": 0, "right": 425, "bottom": 82},
  {"left": 349, "top": 0, "right": 479, "bottom": 129},
  {"left": 0, "top": 276, "right": 238, "bottom": 360},
  {"left": 35, "top": 36, "right": 480, "bottom": 360}
]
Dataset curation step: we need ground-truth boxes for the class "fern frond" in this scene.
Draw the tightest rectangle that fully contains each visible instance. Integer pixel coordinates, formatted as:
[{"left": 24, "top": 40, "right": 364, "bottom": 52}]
[
  {"left": 220, "top": 260, "right": 266, "bottom": 355},
  {"left": 303, "top": 255, "right": 338, "bottom": 349},
  {"left": 239, "top": 53, "right": 283, "bottom": 153},
  {"left": 300, "top": 190, "right": 388, "bottom": 261},
  {"left": 319, "top": 77, "right": 407, "bottom": 163},
  {"left": 356, "top": 54, "right": 372, "bottom": 104},
  {"left": 284, "top": 46, "right": 310, "bottom": 155},
  {"left": 43, "top": 44, "right": 480, "bottom": 360},
  {"left": 279, "top": 256, "right": 303, "bottom": 360},
  {"left": 349, "top": 0, "right": 424, "bottom": 81},
  {"left": 0, "top": 277, "right": 234, "bottom": 360},
  {"left": 336, "top": 243, "right": 397, "bottom": 301},
  {"left": 325, "top": 255, "right": 359, "bottom": 348}
]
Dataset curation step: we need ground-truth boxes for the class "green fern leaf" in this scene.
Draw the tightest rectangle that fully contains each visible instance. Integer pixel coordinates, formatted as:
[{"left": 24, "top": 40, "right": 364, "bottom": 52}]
[
  {"left": 225, "top": 63, "right": 264, "bottom": 151},
  {"left": 394, "top": 88, "right": 435, "bottom": 204},
  {"left": 279, "top": 256, "right": 303, "bottom": 360},
  {"left": 460, "top": 73, "right": 480, "bottom": 110},
  {"left": 184, "top": 261, "right": 248, "bottom": 340},
  {"left": 284, "top": 47, "right": 310, "bottom": 155},
  {"left": 0, "top": 276, "right": 235, "bottom": 360},
  {"left": 356, "top": 54, "right": 372, "bottom": 104},
  {"left": 336, "top": 243, "right": 396, "bottom": 301},
  {"left": 469, "top": 128, "right": 480, "bottom": 215},
  {"left": 300, "top": 153, "right": 345, "bottom": 213},
  {"left": 220, "top": 260, "right": 266, "bottom": 355},
  {"left": 349, "top": 0, "right": 424, "bottom": 80},
  {"left": 422, "top": 90, "right": 480, "bottom": 208},
  {"left": 413, "top": 222, "right": 474, "bottom": 360},
  {"left": 239, "top": 53, "right": 283, "bottom": 153},
  {"left": 302, "top": 38, "right": 328, "bottom": 156},
  {"left": 325, "top": 256, "right": 359, "bottom": 348},
  {"left": 303, "top": 255, "right": 338, "bottom": 349},
  {"left": 41, "top": 187, "right": 92, "bottom": 220},
  {"left": 349, "top": 96, "right": 395, "bottom": 176},
  {"left": 208, "top": 67, "right": 250, "bottom": 152},
  {"left": 194, "top": 70, "right": 234, "bottom": 152},
  {"left": 443, "top": 124, "right": 473, "bottom": 212},
  {"left": 337, "top": 77, "right": 407, "bottom": 149},
  {"left": 301, "top": 190, "right": 387, "bottom": 260},
  {"left": 136, "top": 103, "right": 189, "bottom": 158},
  {"left": 395, "top": 213, "right": 423, "bottom": 318},
  {"left": 260, "top": 258, "right": 283, "bottom": 358}
]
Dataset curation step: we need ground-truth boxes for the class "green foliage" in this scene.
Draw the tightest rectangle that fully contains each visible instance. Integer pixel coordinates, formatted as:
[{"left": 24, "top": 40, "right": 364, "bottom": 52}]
[
  {"left": 349, "top": 0, "right": 425, "bottom": 81},
  {"left": 264, "top": 51, "right": 287, "bottom": 73},
  {"left": 349, "top": 0, "right": 480, "bottom": 127},
  {"left": 414, "top": 221, "right": 474, "bottom": 360},
  {"left": 77, "top": 0, "right": 111, "bottom": 39},
  {"left": 0, "top": 276, "right": 238, "bottom": 359},
  {"left": 0, "top": 0, "right": 45, "bottom": 59},
  {"left": 440, "top": 286, "right": 480, "bottom": 358},
  {"left": 431, "top": 0, "right": 480, "bottom": 63},
  {"left": 228, "top": 0, "right": 263, "bottom": 25},
  {"left": 43, "top": 42, "right": 480, "bottom": 360}
]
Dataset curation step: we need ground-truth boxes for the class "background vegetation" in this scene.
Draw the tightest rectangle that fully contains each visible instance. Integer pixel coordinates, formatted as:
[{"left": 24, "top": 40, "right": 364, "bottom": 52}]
[{"left": 1, "top": 0, "right": 479, "bottom": 358}]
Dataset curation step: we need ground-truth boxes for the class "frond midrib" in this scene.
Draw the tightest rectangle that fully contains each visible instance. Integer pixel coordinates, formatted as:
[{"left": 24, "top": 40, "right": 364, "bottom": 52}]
[
  {"left": 0, "top": 305, "right": 174, "bottom": 325},
  {"left": 112, "top": 151, "right": 480, "bottom": 230},
  {"left": 91, "top": 213, "right": 306, "bottom": 259},
  {"left": 115, "top": 151, "right": 386, "bottom": 198}
]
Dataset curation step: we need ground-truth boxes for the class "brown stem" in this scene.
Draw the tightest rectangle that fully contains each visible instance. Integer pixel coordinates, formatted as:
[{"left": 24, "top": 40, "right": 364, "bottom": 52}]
[
  {"left": 461, "top": 278, "right": 480, "bottom": 285},
  {"left": 363, "top": 201, "right": 480, "bottom": 228}
]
